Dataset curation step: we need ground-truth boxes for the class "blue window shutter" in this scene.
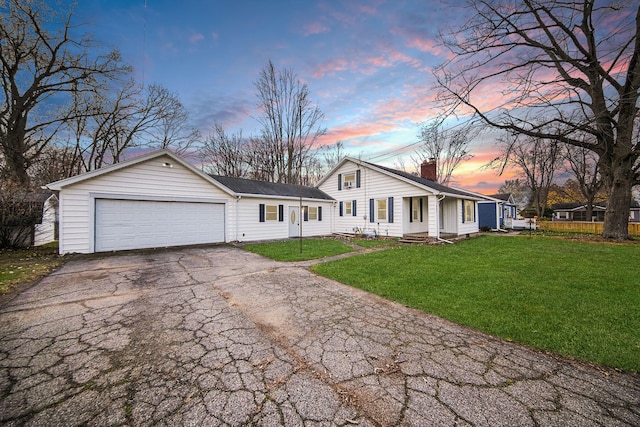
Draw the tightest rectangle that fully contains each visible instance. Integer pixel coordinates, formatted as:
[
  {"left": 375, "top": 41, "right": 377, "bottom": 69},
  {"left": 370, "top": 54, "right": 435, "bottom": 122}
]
[
  {"left": 259, "top": 204, "right": 265, "bottom": 222},
  {"left": 338, "top": 174, "right": 342, "bottom": 190},
  {"left": 318, "top": 206, "right": 322, "bottom": 221},
  {"left": 409, "top": 198, "right": 413, "bottom": 223},
  {"left": 304, "top": 207, "right": 309, "bottom": 221},
  {"left": 356, "top": 170, "right": 361, "bottom": 188},
  {"left": 339, "top": 201, "right": 343, "bottom": 216},
  {"left": 369, "top": 199, "right": 374, "bottom": 222},
  {"left": 278, "top": 204, "right": 284, "bottom": 222},
  {"left": 388, "top": 197, "right": 394, "bottom": 223},
  {"left": 419, "top": 198, "right": 423, "bottom": 222},
  {"left": 462, "top": 200, "right": 465, "bottom": 223},
  {"left": 352, "top": 200, "right": 357, "bottom": 216}
]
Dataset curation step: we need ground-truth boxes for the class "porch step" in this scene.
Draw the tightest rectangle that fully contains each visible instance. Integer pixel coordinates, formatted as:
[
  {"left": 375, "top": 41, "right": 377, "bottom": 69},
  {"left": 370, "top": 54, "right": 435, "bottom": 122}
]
[{"left": 399, "top": 235, "right": 436, "bottom": 244}]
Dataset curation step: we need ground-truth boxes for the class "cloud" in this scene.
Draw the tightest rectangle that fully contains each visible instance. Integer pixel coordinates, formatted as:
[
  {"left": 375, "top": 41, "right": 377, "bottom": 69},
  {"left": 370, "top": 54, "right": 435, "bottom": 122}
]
[
  {"left": 189, "top": 32, "right": 204, "bottom": 44},
  {"left": 311, "top": 47, "right": 422, "bottom": 79},
  {"left": 406, "top": 36, "right": 446, "bottom": 57},
  {"left": 188, "top": 92, "right": 254, "bottom": 134},
  {"left": 303, "top": 21, "right": 330, "bottom": 36}
]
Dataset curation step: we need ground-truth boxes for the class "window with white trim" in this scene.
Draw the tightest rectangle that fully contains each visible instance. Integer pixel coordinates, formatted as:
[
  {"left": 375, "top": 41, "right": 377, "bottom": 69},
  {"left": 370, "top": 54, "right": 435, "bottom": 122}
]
[
  {"left": 265, "top": 205, "right": 278, "bottom": 221},
  {"left": 343, "top": 172, "right": 355, "bottom": 189},
  {"left": 345, "top": 201, "right": 352, "bottom": 216},
  {"left": 308, "top": 206, "right": 318, "bottom": 220},
  {"left": 463, "top": 200, "right": 475, "bottom": 222}
]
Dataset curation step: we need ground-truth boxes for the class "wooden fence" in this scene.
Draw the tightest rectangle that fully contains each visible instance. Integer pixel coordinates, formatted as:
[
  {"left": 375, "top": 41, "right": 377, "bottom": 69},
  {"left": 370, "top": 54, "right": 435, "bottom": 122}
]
[{"left": 538, "top": 221, "right": 640, "bottom": 236}]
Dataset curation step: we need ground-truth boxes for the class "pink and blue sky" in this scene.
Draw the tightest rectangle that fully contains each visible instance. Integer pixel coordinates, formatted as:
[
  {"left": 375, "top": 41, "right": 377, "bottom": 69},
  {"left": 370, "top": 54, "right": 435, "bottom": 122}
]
[{"left": 74, "top": 0, "right": 514, "bottom": 193}]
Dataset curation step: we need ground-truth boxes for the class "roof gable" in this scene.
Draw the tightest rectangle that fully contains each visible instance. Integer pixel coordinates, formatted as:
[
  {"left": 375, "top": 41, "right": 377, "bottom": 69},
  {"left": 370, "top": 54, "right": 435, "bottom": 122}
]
[
  {"left": 45, "top": 150, "right": 233, "bottom": 195},
  {"left": 317, "top": 157, "right": 479, "bottom": 199}
]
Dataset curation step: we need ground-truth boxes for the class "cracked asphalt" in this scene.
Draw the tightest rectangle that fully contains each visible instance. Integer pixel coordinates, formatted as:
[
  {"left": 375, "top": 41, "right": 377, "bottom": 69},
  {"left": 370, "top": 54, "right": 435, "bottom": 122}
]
[{"left": 0, "top": 245, "right": 639, "bottom": 426}]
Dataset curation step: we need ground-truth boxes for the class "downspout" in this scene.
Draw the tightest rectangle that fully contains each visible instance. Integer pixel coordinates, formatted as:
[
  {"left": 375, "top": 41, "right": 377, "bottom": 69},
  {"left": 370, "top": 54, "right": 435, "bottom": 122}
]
[
  {"left": 436, "top": 194, "right": 454, "bottom": 244},
  {"left": 235, "top": 195, "right": 242, "bottom": 242}
]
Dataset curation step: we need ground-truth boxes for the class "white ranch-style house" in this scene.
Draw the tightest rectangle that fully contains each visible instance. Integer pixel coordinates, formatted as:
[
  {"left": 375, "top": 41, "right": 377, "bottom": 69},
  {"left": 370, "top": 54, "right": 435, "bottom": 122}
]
[{"left": 46, "top": 151, "right": 480, "bottom": 254}]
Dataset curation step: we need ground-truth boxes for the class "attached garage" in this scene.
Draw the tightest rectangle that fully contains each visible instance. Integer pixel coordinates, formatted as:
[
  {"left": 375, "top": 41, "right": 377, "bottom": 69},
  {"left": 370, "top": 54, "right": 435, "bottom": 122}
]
[
  {"left": 46, "top": 150, "right": 335, "bottom": 255},
  {"left": 94, "top": 198, "right": 225, "bottom": 252}
]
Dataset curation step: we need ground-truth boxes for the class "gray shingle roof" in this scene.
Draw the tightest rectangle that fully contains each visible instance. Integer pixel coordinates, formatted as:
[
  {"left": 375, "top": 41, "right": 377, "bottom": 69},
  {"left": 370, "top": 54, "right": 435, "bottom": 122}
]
[
  {"left": 487, "top": 193, "right": 510, "bottom": 201},
  {"left": 209, "top": 175, "right": 334, "bottom": 200},
  {"left": 362, "top": 161, "right": 477, "bottom": 198}
]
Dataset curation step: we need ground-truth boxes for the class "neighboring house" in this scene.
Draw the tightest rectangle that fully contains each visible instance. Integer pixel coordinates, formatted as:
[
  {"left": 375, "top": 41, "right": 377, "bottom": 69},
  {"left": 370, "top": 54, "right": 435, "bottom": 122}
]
[
  {"left": 34, "top": 193, "right": 59, "bottom": 246},
  {"left": 0, "top": 192, "right": 58, "bottom": 248},
  {"left": 477, "top": 193, "right": 518, "bottom": 230},
  {"left": 46, "top": 150, "right": 333, "bottom": 254},
  {"left": 552, "top": 202, "right": 640, "bottom": 222},
  {"left": 316, "top": 157, "right": 481, "bottom": 239}
]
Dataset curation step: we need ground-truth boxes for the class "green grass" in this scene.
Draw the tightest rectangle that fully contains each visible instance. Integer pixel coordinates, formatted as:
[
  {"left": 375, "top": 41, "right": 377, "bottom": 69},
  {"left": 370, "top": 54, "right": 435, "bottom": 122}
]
[
  {"left": 0, "top": 242, "right": 63, "bottom": 294},
  {"left": 242, "top": 238, "right": 354, "bottom": 261},
  {"left": 311, "top": 235, "right": 640, "bottom": 373}
]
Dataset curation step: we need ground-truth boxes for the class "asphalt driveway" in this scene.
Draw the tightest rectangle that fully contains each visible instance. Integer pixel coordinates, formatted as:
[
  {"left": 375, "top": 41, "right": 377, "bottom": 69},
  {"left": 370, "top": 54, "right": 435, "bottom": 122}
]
[{"left": 0, "top": 245, "right": 638, "bottom": 426}]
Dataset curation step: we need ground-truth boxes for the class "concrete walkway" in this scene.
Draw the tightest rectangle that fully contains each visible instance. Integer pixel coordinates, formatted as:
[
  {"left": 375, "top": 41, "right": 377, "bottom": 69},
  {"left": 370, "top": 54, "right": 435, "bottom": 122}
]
[{"left": 0, "top": 245, "right": 638, "bottom": 426}]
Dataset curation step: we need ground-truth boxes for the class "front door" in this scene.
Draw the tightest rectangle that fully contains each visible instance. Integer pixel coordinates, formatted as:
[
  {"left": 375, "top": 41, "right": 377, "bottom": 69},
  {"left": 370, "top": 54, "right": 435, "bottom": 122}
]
[{"left": 289, "top": 206, "right": 300, "bottom": 237}]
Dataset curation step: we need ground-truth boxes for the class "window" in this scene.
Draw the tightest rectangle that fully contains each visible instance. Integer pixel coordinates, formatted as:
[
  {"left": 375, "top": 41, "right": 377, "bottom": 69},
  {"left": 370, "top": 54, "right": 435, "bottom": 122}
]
[
  {"left": 343, "top": 172, "right": 355, "bottom": 189},
  {"left": 412, "top": 198, "right": 420, "bottom": 221},
  {"left": 308, "top": 206, "right": 318, "bottom": 220},
  {"left": 463, "top": 200, "right": 475, "bottom": 222},
  {"left": 345, "top": 201, "right": 352, "bottom": 216},
  {"left": 377, "top": 199, "right": 387, "bottom": 221},
  {"left": 265, "top": 205, "right": 278, "bottom": 221}
]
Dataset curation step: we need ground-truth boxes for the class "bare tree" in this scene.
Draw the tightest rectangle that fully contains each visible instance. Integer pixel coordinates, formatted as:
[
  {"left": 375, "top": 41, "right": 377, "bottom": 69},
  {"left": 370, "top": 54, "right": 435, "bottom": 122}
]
[
  {"left": 411, "top": 120, "right": 476, "bottom": 185},
  {"left": 321, "top": 140, "right": 347, "bottom": 172},
  {"left": 498, "top": 179, "right": 530, "bottom": 212},
  {"left": 435, "top": 0, "right": 640, "bottom": 239},
  {"left": 254, "top": 60, "right": 326, "bottom": 184},
  {"left": 0, "top": 0, "right": 128, "bottom": 185},
  {"left": 200, "top": 124, "right": 249, "bottom": 177},
  {"left": 495, "top": 134, "right": 562, "bottom": 217},
  {"left": 63, "top": 81, "right": 195, "bottom": 174},
  {"left": 563, "top": 145, "right": 604, "bottom": 221}
]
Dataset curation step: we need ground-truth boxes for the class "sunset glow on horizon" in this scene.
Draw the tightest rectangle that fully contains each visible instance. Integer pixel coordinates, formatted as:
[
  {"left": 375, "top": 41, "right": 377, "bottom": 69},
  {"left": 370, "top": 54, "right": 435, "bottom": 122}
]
[{"left": 73, "top": 0, "right": 576, "bottom": 195}]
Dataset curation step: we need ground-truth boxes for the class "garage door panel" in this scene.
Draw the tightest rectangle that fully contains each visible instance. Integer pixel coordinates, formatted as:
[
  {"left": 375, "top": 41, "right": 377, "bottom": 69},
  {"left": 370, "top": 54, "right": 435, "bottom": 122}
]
[{"left": 95, "top": 199, "right": 224, "bottom": 252}]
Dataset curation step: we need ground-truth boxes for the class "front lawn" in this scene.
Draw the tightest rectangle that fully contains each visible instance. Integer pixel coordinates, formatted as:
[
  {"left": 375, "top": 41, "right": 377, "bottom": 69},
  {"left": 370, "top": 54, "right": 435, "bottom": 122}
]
[
  {"left": 311, "top": 235, "right": 640, "bottom": 373},
  {"left": 0, "top": 242, "right": 63, "bottom": 295},
  {"left": 242, "top": 238, "right": 354, "bottom": 261}
]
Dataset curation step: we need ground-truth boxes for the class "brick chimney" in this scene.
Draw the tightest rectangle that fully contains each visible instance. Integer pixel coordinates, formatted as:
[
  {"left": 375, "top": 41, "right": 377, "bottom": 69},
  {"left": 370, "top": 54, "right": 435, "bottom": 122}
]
[{"left": 420, "top": 158, "right": 437, "bottom": 181}]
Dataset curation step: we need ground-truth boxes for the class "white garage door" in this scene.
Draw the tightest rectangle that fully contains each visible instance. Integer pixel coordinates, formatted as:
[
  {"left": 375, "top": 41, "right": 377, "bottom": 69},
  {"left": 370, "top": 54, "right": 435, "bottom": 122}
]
[{"left": 95, "top": 199, "right": 225, "bottom": 252}]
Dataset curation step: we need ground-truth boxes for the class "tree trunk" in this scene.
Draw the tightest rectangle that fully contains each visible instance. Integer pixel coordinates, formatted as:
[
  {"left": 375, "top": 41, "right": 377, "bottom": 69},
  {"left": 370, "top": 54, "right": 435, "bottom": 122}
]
[
  {"left": 601, "top": 155, "right": 633, "bottom": 240},
  {"left": 2, "top": 134, "right": 30, "bottom": 186},
  {"left": 585, "top": 197, "right": 594, "bottom": 223}
]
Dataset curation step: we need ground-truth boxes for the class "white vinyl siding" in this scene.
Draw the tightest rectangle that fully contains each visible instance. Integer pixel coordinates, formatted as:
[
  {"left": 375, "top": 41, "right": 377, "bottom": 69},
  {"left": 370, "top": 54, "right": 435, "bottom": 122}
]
[
  {"left": 319, "top": 160, "right": 433, "bottom": 237},
  {"left": 235, "top": 197, "right": 333, "bottom": 242},
  {"left": 58, "top": 154, "right": 231, "bottom": 254},
  {"left": 458, "top": 199, "right": 478, "bottom": 235}
]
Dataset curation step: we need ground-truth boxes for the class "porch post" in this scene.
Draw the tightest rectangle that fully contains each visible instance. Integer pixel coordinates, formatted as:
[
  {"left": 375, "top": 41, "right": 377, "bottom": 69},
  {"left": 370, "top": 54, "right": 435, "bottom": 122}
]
[{"left": 427, "top": 195, "right": 438, "bottom": 237}]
